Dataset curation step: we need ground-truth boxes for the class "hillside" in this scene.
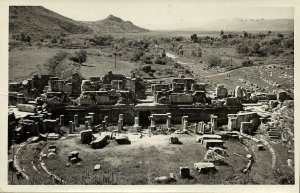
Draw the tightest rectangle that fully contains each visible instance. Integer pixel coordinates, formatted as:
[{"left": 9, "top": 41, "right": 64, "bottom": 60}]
[
  {"left": 203, "top": 18, "right": 294, "bottom": 31},
  {"left": 83, "top": 15, "right": 150, "bottom": 33},
  {"left": 9, "top": 6, "right": 92, "bottom": 36}
]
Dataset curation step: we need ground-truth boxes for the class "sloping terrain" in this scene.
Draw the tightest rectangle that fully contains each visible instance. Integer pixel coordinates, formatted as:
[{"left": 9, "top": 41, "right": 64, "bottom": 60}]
[
  {"left": 83, "top": 15, "right": 149, "bottom": 33},
  {"left": 9, "top": 6, "right": 92, "bottom": 36}
]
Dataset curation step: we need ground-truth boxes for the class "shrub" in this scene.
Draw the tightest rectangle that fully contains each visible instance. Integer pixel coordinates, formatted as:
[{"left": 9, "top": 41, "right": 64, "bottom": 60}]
[
  {"left": 141, "top": 65, "right": 151, "bottom": 73},
  {"left": 69, "top": 50, "right": 87, "bottom": 64},
  {"left": 205, "top": 54, "right": 222, "bottom": 67},
  {"left": 242, "top": 59, "right": 254, "bottom": 67},
  {"left": 236, "top": 43, "right": 250, "bottom": 54},
  {"left": 131, "top": 50, "right": 144, "bottom": 61},
  {"left": 91, "top": 35, "right": 114, "bottom": 46},
  {"left": 153, "top": 57, "right": 166, "bottom": 65},
  {"left": 282, "top": 38, "right": 294, "bottom": 49}
]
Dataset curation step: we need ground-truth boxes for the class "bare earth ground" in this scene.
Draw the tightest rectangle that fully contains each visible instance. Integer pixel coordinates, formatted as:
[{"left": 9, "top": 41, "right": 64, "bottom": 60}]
[{"left": 9, "top": 127, "right": 281, "bottom": 185}]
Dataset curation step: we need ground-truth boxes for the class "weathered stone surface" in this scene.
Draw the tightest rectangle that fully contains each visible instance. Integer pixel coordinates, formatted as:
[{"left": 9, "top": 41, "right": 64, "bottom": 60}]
[{"left": 115, "top": 136, "right": 131, "bottom": 144}]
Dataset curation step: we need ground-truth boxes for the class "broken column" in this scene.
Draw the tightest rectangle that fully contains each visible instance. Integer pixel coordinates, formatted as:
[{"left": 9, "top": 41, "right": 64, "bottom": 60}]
[
  {"left": 59, "top": 115, "right": 64, "bottom": 126},
  {"left": 166, "top": 115, "right": 171, "bottom": 130},
  {"left": 182, "top": 116, "right": 188, "bottom": 131},
  {"left": 72, "top": 122, "right": 76, "bottom": 132},
  {"left": 210, "top": 115, "right": 218, "bottom": 131},
  {"left": 133, "top": 117, "right": 141, "bottom": 131},
  {"left": 85, "top": 121, "right": 89, "bottom": 130},
  {"left": 198, "top": 122, "right": 204, "bottom": 133},
  {"left": 74, "top": 114, "right": 79, "bottom": 127},
  {"left": 183, "top": 120, "right": 188, "bottom": 132},
  {"left": 118, "top": 120, "right": 123, "bottom": 133},
  {"left": 88, "top": 113, "right": 95, "bottom": 124},
  {"left": 69, "top": 121, "right": 73, "bottom": 134},
  {"left": 150, "top": 115, "right": 155, "bottom": 127},
  {"left": 102, "top": 120, "right": 106, "bottom": 131}
]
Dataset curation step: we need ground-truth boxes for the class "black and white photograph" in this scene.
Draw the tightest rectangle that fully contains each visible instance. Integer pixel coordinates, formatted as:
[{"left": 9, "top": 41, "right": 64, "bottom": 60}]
[{"left": 1, "top": 0, "right": 298, "bottom": 192}]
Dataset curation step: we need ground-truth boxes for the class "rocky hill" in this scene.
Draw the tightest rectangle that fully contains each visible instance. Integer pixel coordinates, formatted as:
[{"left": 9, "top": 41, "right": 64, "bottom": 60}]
[
  {"left": 83, "top": 15, "right": 149, "bottom": 33},
  {"left": 9, "top": 6, "right": 92, "bottom": 36}
]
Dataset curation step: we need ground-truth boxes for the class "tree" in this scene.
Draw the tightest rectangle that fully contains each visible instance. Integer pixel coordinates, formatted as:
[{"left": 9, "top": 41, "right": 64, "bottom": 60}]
[
  {"left": 191, "top": 34, "right": 198, "bottom": 42},
  {"left": 70, "top": 50, "right": 87, "bottom": 64},
  {"left": 220, "top": 30, "right": 224, "bottom": 36},
  {"left": 252, "top": 42, "right": 260, "bottom": 53},
  {"left": 243, "top": 31, "right": 248, "bottom": 38},
  {"left": 205, "top": 54, "right": 222, "bottom": 67},
  {"left": 268, "top": 30, "right": 272, "bottom": 36}
]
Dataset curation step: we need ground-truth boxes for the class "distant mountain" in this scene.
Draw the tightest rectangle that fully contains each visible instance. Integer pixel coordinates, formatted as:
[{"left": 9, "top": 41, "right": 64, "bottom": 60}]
[
  {"left": 200, "top": 18, "right": 294, "bottom": 31},
  {"left": 9, "top": 6, "right": 92, "bottom": 36},
  {"left": 83, "top": 15, "right": 150, "bottom": 33}
]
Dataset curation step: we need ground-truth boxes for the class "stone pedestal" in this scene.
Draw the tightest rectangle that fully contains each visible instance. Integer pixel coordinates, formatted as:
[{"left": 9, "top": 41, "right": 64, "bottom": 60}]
[
  {"left": 59, "top": 115, "right": 64, "bottom": 126},
  {"left": 74, "top": 114, "right": 79, "bottom": 127},
  {"left": 69, "top": 121, "right": 73, "bottom": 134}
]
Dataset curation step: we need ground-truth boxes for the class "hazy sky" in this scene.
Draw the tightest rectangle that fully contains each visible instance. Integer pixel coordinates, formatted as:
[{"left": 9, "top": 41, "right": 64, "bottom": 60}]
[{"left": 40, "top": 0, "right": 294, "bottom": 30}]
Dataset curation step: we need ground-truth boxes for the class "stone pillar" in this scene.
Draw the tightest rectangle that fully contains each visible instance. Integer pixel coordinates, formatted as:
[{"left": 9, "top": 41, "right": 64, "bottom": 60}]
[
  {"left": 47, "top": 113, "right": 52, "bottom": 119},
  {"left": 119, "top": 114, "right": 124, "bottom": 121},
  {"left": 182, "top": 116, "right": 188, "bottom": 131},
  {"left": 88, "top": 113, "right": 95, "bottom": 124},
  {"left": 59, "top": 115, "right": 64, "bottom": 126},
  {"left": 74, "top": 114, "right": 79, "bottom": 127},
  {"left": 118, "top": 120, "right": 123, "bottom": 133},
  {"left": 104, "top": 116, "right": 109, "bottom": 127},
  {"left": 134, "top": 117, "right": 139, "bottom": 126},
  {"left": 150, "top": 115, "right": 155, "bottom": 127},
  {"left": 85, "top": 121, "right": 89, "bottom": 130},
  {"left": 166, "top": 116, "right": 171, "bottom": 129},
  {"left": 69, "top": 121, "right": 73, "bottom": 134},
  {"left": 102, "top": 120, "right": 106, "bottom": 131},
  {"left": 42, "top": 120, "right": 47, "bottom": 133}
]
